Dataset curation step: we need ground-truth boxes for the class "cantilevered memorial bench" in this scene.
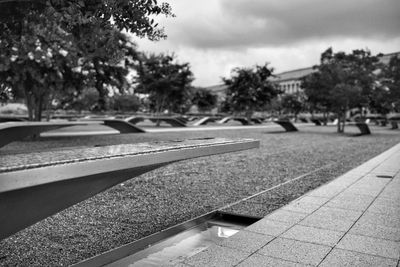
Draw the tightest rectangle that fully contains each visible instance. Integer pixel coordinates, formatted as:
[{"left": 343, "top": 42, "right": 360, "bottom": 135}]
[
  {"left": 388, "top": 117, "right": 400, "bottom": 129},
  {"left": 0, "top": 120, "right": 145, "bottom": 148},
  {"left": 273, "top": 120, "right": 298, "bottom": 132},
  {"left": 299, "top": 117, "right": 309, "bottom": 123},
  {"left": 0, "top": 115, "right": 28, "bottom": 123},
  {"left": 390, "top": 120, "right": 398, "bottom": 129},
  {"left": 0, "top": 137, "right": 259, "bottom": 240},
  {"left": 216, "top": 116, "right": 253, "bottom": 125},
  {"left": 347, "top": 122, "right": 371, "bottom": 135},
  {"left": 190, "top": 116, "right": 219, "bottom": 126},
  {"left": 124, "top": 116, "right": 187, "bottom": 127},
  {"left": 310, "top": 118, "right": 322, "bottom": 126}
]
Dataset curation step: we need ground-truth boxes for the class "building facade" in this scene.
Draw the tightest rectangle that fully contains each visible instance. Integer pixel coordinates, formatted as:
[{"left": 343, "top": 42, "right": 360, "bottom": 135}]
[
  {"left": 272, "top": 67, "right": 315, "bottom": 95},
  {"left": 204, "top": 51, "right": 400, "bottom": 104}
]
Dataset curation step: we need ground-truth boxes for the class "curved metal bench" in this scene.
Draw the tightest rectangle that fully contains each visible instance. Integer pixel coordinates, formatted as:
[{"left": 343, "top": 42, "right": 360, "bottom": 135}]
[
  {"left": 273, "top": 120, "right": 298, "bottom": 132},
  {"left": 0, "top": 138, "right": 259, "bottom": 240},
  {"left": 389, "top": 120, "right": 399, "bottom": 130},
  {"left": 190, "top": 116, "right": 217, "bottom": 126},
  {"left": 0, "top": 120, "right": 145, "bottom": 148},
  {"left": 125, "top": 116, "right": 187, "bottom": 127},
  {"left": 347, "top": 122, "right": 371, "bottom": 135},
  {"left": 216, "top": 117, "right": 252, "bottom": 125},
  {"left": 310, "top": 118, "right": 322, "bottom": 126}
]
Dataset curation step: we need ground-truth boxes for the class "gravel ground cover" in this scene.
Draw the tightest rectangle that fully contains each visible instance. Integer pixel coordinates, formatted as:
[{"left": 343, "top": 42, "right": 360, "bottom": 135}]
[{"left": 1, "top": 125, "right": 400, "bottom": 266}]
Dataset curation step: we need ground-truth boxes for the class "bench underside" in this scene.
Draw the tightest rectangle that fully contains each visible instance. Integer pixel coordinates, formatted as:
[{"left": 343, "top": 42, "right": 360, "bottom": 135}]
[{"left": 0, "top": 138, "right": 259, "bottom": 240}]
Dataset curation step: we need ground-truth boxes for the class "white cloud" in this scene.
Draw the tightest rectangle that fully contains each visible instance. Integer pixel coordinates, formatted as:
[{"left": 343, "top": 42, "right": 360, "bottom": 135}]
[{"left": 133, "top": 0, "right": 400, "bottom": 86}]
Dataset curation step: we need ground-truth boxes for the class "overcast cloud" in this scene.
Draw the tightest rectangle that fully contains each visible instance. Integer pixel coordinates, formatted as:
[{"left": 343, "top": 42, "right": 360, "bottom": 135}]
[{"left": 134, "top": 0, "right": 400, "bottom": 86}]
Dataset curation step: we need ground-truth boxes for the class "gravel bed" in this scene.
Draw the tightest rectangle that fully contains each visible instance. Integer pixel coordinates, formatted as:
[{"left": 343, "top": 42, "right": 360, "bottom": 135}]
[{"left": 1, "top": 125, "right": 400, "bottom": 266}]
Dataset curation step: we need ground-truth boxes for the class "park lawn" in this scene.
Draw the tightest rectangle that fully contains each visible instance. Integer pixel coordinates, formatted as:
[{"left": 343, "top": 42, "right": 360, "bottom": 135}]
[{"left": 1, "top": 124, "right": 400, "bottom": 266}]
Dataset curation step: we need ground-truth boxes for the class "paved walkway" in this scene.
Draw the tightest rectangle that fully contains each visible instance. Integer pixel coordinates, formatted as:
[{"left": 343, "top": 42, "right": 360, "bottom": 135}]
[{"left": 179, "top": 143, "right": 400, "bottom": 267}]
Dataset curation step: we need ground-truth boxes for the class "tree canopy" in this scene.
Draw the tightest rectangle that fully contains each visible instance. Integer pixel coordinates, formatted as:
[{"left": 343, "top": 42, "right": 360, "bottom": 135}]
[
  {"left": 0, "top": 0, "right": 173, "bottom": 120},
  {"left": 191, "top": 88, "right": 218, "bottom": 112},
  {"left": 372, "top": 55, "right": 400, "bottom": 113},
  {"left": 223, "top": 63, "right": 280, "bottom": 118},
  {"left": 302, "top": 48, "right": 381, "bottom": 132},
  {"left": 280, "top": 92, "right": 305, "bottom": 121},
  {"left": 134, "top": 53, "right": 194, "bottom": 114}
]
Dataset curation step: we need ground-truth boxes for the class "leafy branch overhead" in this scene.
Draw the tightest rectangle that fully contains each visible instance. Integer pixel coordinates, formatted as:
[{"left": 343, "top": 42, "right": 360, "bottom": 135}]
[{"left": 0, "top": 0, "right": 173, "bottom": 120}]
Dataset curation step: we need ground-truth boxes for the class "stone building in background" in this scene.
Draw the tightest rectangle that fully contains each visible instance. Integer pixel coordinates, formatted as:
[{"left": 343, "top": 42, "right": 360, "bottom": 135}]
[
  {"left": 273, "top": 51, "right": 400, "bottom": 95},
  {"left": 201, "top": 51, "right": 399, "bottom": 113},
  {"left": 272, "top": 67, "right": 315, "bottom": 95}
]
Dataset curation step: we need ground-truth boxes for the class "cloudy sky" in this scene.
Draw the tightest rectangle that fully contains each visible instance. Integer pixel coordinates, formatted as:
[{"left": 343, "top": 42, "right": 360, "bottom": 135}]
[{"left": 134, "top": 0, "right": 400, "bottom": 87}]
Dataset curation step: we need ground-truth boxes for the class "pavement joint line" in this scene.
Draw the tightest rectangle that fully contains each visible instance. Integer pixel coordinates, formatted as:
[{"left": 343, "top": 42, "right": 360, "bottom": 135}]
[{"left": 233, "top": 250, "right": 303, "bottom": 267}]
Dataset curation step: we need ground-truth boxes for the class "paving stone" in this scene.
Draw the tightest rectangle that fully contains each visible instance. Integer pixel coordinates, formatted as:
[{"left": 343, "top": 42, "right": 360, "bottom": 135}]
[
  {"left": 293, "top": 195, "right": 330, "bottom": 205},
  {"left": 299, "top": 213, "right": 355, "bottom": 232},
  {"left": 308, "top": 206, "right": 363, "bottom": 222},
  {"left": 298, "top": 206, "right": 360, "bottom": 232},
  {"left": 387, "top": 179, "right": 400, "bottom": 186},
  {"left": 383, "top": 183, "right": 400, "bottom": 193},
  {"left": 282, "top": 201, "right": 323, "bottom": 214},
  {"left": 357, "top": 211, "right": 400, "bottom": 229},
  {"left": 336, "top": 233, "right": 400, "bottom": 259},
  {"left": 245, "top": 219, "right": 294, "bottom": 236},
  {"left": 265, "top": 210, "right": 308, "bottom": 225},
  {"left": 281, "top": 225, "right": 344, "bottom": 246},
  {"left": 345, "top": 178, "right": 388, "bottom": 195},
  {"left": 344, "top": 186, "right": 383, "bottom": 196},
  {"left": 368, "top": 198, "right": 400, "bottom": 215},
  {"left": 319, "top": 248, "right": 398, "bottom": 267},
  {"left": 183, "top": 245, "right": 249, "bottom": 267},
  {"left": 327, "top": 178, "right": 358, "bottom": 188},
  {"left": 353, "top": 176, "right": 391, "bottom": 188},
  {"left": 216, "top": 230, "right": 274, "bottom": 253},
  {"left": 258, "top": 237, "right": 331, "bottom": 266},
  {"left": 380, "top": 188, "right": 400, "bottom": 201},
  {"left": 349, "top": 221, "right": 400, "bottom": 242},
  {"left": 325, "top": 193, "right": 375, "bottom": 211},
  {"left": 307, "top": 185, "right": 345, "bottom": 198},
  {"left": 237, "top": 253, "right": 308, "bottom": 267}
]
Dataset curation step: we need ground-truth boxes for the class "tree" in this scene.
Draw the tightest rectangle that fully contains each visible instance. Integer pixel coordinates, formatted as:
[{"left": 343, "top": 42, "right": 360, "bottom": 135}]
[
  {"left": 280, "top": 92, "right": 305, "bottom": 121},
  {"left": 191, "top": 88, "right": 218, "bottom": 112},
  {"left": 65, "top": 87, "right": 99, "bottom": 112},
  {"left": 134, "top": 53, "right": 194, "bottom": 114},
  {"left": 111, "top": 94, "right": 141, "bottom": 112},
  {"left": 373, "top": 55, "right": 400, "bottom": 113},
  {"left": 0, "top": 0, "right": 173, "bottom": 120},
  {"left": 78, "top": 28, "right": 138, "bottom": 111},
  {"left": 0, "top": 4, "right": 83, "bottom": 120},
  {"left": 301, "top": 66, "right": 332, "bottom": 124},
  {"left": 302, "top": 48, "right": 380, "bottom": 132},
  {"left": 223, "top": 63, "right": 280, "bottom": 120}
]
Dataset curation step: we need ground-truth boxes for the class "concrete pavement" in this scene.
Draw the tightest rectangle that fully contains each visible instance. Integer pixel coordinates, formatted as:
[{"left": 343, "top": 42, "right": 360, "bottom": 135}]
[{"left": 178, "top": 142, "right": 400, "bottom": 266}]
